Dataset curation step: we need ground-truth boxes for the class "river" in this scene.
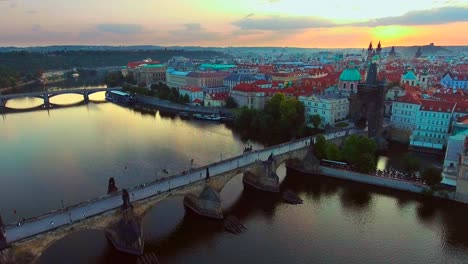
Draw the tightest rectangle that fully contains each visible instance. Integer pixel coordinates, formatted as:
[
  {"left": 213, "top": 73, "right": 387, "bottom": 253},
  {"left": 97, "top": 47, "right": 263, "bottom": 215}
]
[{"left": 2, "top": 93, "right": 466, "bottom": 264}]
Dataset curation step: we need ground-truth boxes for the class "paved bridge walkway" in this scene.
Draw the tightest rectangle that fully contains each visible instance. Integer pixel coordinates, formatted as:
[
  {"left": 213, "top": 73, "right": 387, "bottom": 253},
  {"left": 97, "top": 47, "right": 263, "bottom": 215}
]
[{"left": 3, "top": 129, "right": 359, "bottom": 244}]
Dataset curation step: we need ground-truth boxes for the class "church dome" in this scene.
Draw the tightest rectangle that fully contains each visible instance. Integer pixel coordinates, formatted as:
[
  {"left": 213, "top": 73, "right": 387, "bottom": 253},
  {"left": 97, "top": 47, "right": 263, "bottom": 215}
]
[{"left": 339, "top": 68, "right": 361, "bottom": 82}]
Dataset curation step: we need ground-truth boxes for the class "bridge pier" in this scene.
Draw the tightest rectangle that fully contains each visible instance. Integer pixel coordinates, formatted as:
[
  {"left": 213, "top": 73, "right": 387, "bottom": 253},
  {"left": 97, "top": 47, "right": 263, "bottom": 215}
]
[
  {"left": 184, "top": 169, "right": 223, "bottom": 219},
  {"left": 243, "top": 156, "right": 280, "bottom": 192},
  {"left": 105, "top": 189, "right": 144, "bottom": 256},
  {"left": 43, "top": 93, "right": 50, "bottom": 107}
]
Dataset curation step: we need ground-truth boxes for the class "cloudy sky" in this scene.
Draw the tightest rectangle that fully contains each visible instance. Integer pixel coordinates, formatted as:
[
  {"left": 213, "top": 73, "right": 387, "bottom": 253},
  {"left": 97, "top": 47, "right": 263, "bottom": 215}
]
[{"left": 0, "top": 0, "right": 467, "bottom": 47}]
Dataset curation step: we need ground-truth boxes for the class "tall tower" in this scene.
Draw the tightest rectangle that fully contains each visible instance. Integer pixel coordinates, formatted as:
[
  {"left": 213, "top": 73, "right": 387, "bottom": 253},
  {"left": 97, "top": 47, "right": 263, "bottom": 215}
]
[
  {"left": 376, "top": 41, "right": 382, "bottom": 56},
  {"left": 415, "top": 47, "right": 422, "bottom": 58},
  {"left": 389, "top": 46, "right": 396, "bottom": 58},
  {"left": 349, "top": 55, "right": 387, "bottom": 144},
  {"left": 367, "top": 41, "right": 373, "bottom": 62},
  {"left": 456, "top": 137, "right": 468, "bottom": 202}
]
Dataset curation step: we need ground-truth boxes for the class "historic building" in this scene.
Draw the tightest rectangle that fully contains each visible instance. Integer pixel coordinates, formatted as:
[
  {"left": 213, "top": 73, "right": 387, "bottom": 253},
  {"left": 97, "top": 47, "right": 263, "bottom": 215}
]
[
  {"left": 166, "top": 70, "right": 189, "bottom": 88},
  {"left": 186, "top": 71, "right": 230, "bottom": 94},
  {"left": 338, "top": 63, "right": 361, "bottom": 96},
  {"left": 440, "top": 72, "right": 468, "bottom": 89},
  {"left": 456, "top": 137, "right": 468, "bottom": 201},
  {"left": 390, "top": 93, "right": 421, "bottom": 142},
  {"left": 230, "top": 83, "right": 267, "bottom": 110},
  {"left": 133, "top": 64, "right": 167, "bottom": 87},
  {"left": 177, "top": 86, "right": 204, "bottom": 105},
  {"left": 204, "top": 93, "right": 228, "bottom": 107},
  {"left": 409, "top": 100, "right": 455, "bottom": 150},
  {"left": 299, "top": 93, "right": 349, "bottom": 129},
  {"left": 400, "top": 69, "right": 429, "bottom": 89},
  {"left": 349, "top": 55, "right": 387, "bottom": 140},
  {"left": 442, "top": 116, "right": 468, "bottom": 186},
  {"left": 223, "top": 73, "right": 258, "bottom": 90}
]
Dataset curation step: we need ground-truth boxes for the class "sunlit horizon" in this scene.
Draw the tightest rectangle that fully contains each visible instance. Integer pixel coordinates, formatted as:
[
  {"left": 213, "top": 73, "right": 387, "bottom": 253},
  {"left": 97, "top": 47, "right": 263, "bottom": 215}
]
[{"left": 0, "top": 0, "right": 467, "bottom": 48}]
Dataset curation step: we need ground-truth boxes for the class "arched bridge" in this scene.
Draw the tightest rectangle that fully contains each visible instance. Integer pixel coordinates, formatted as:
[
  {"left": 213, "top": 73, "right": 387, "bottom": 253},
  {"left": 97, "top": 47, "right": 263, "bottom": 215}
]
[
  {"left": 0, "top": 87, "right": 122, "bottom": 107},
  {"left": 0, "top": 130, "right": 357, "bottom": 263}
]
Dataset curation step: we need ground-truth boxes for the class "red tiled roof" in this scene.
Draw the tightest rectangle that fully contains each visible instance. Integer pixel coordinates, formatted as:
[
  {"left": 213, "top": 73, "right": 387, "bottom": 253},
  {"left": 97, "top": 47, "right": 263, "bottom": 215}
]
[
  {"left": 180, "top": 86, "right": 202, "bottom": 92},
  {"left": 454, "top": 101, "right": 468, "bottom": 114},
  {"left": 193, "top": 98, "right": 203, "bottom": 103},
  {"left": 420, "top": 100, "right": 455, "bottom": 113},
  {"left": 457, "top": 115, "right": 468, "bottom": 124},
  {"left": 207, "top": 92, "right": 229, "bottom": 101}
]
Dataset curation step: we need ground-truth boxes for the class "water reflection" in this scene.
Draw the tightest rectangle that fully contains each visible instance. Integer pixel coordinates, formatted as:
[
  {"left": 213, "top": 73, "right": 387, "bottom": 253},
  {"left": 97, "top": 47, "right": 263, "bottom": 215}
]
[
  {"left": 36, "top": 170, "right": 468, "bottom": 264},
  {"left": 5, "top": 97, "right": 44, "bottom": 109}
]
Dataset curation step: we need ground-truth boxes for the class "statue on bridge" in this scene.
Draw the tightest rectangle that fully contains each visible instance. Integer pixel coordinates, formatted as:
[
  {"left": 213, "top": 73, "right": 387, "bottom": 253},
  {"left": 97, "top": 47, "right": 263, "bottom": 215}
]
[
  {"left": 268, "top": 152, "right": 274, "bottom": 161},
  {"left": 108, "top": 177, "right": 118, "bottom": 194},
  {"left": 122, "top": 189, "right": 131, "bottom": 210},
  {"left": 205, "top": 167, "right": 210, "bottom": 180}
]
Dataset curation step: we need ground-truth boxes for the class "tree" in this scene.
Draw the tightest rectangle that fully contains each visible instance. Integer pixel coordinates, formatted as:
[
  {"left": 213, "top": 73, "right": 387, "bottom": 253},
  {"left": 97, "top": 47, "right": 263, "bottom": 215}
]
[
  {"left": 310, "top": 114, "right": 322, "bottom": 128},
  {"left": 264, "top": 93, "right": 285, "bottom": 119},
  {"left": 356, "top": 153, "right": 376, "bottom": 173},
  {"left": 325, "top": 143, "right": 342, "bottom": 161},
  {"left": 314, "top": 135, "right": 327, "bottom": 159},
  {"left": 225, "top": 96, "right": 238, "bottom": 108},
  {"left": 402, "top": 154, "right": 421, "bottom": 173},
  {"left": 183, "top": 94, "right": 190, "bottom": 104},
  {"left": 422, "top": 167, "right": 442, "bottom": 187}
]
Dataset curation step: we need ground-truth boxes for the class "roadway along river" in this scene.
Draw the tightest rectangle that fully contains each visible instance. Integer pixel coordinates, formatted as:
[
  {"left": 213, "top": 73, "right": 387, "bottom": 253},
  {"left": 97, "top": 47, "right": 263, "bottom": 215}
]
[{"left": 2, "top": 92, "right": 467, "bottom": 264}]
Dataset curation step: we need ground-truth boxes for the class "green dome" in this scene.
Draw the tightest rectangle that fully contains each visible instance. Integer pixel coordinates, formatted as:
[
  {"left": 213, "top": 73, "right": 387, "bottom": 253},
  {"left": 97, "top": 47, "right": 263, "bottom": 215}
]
[{"left": 339, "top": 68, "right": 361, "bottom": 82}]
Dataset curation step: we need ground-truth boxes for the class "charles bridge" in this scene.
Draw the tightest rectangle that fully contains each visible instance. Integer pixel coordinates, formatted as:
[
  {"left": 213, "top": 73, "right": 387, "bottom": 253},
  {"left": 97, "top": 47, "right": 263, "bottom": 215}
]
[{"left": 0, "top": 131, "right": 353, "bottom": 263}]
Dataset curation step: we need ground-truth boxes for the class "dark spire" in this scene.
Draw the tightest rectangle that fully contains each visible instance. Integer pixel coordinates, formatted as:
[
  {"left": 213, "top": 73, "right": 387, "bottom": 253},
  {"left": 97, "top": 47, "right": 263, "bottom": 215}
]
[
  {"left": 377, "top": 41, "right": 382, "bottom": 54},
  {"left": 368, "top": 41, "right": 373, "bottom": 51},
  {"left": 390, "top": 46, "right": 396, "bottom": 56},
  {"left": 366, "top": 62, "right": 378, "bottom": 85},
  {"left": 415, "top": 47, "right": 422, "bottom": 58}
]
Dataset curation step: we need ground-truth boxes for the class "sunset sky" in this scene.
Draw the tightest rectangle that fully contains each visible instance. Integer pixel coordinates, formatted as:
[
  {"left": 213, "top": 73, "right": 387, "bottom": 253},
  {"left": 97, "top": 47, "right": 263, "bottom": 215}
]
[{"left": 0, "top": 0, "right": 467, "bottom": 48}]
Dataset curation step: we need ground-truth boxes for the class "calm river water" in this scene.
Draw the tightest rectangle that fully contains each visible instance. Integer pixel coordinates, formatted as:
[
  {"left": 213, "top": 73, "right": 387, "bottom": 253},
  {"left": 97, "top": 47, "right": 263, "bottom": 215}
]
[{"left": 2, "top": 92, "right": 467, "bottom": 264}]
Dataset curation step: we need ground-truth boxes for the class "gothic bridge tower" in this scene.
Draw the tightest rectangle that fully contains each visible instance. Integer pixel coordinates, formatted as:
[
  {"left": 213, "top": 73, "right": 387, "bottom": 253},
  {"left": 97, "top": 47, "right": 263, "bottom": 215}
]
[{"left": 349, "top": 52, "right": 388, "bottom": 141}]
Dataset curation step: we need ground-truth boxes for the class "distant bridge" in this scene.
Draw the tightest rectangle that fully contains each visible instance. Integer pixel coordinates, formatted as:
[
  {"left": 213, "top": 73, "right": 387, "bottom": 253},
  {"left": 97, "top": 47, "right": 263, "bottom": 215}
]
[
  {"left": 0, "top": 87, "right": 122, "bottom": 108},
  {"left": 0, "top": 129, "right": 358, "bottom": 263}
]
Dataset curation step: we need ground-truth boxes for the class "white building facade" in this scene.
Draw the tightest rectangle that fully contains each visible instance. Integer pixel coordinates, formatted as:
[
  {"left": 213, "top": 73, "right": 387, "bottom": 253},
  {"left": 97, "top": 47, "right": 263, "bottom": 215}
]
[{"left": 299, "top": 93, "right": 349, "bottom": 129}]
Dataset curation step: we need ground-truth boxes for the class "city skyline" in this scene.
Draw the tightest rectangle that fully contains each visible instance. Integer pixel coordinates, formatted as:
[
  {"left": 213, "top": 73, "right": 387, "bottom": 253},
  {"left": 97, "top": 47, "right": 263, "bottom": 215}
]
[{"left": 0, "top": 0, "right": 467, "bottom": 47}]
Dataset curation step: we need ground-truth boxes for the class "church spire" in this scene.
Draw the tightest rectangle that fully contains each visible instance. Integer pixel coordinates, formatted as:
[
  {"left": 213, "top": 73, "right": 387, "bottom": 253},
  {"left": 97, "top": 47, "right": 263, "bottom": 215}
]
[
  {"left": 368, "top": 41, "right": 373, "bottom": 51},
  {"left": 377, "top": 41, "right": 382, "bottom": 55}
]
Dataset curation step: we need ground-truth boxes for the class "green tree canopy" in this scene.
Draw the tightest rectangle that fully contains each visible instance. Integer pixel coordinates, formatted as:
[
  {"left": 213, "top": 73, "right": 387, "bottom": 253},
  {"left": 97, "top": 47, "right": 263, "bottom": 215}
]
[
  {"left": 326, "top": 143, "right": 342, "bottom": 161},
  {"left": 314, "top": 135, "right": 327, "bottom": 160},
  {"left": 310, "top": 114, "right": 322, "bottom": 128}
]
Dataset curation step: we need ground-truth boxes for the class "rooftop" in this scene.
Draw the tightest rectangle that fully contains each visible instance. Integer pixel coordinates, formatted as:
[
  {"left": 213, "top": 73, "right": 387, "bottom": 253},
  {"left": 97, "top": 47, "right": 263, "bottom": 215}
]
[{"left": 339, "top": 68, "right": 361, "bottom": 82}]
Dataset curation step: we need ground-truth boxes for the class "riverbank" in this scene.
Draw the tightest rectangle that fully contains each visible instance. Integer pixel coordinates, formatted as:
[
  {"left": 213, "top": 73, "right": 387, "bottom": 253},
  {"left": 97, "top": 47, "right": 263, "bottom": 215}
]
[
  {"left": 135, "top": 95, "right": 233, "bottom": 116},
  {"left": 288, "top": 164, "right": 458, "bottom": 203}
]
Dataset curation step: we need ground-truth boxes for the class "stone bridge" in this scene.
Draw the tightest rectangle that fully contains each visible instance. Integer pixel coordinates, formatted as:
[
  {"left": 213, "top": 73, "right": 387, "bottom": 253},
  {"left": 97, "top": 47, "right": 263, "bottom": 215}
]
[
  {"left": 0, "top": 130, "right": 353, "bottom": 263},
  {"left": 0, "top": 87, "right": 122, "bottom": 109}
]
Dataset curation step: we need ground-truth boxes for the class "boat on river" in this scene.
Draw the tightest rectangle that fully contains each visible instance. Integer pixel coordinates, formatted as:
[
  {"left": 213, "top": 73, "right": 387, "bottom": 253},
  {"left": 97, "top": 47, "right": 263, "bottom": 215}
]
[
  {"left": 193, "top": 113, "right": 221, "bottom": 122},
  {"left": 105, "top": 90, "right": 136, "bottom": 105}
]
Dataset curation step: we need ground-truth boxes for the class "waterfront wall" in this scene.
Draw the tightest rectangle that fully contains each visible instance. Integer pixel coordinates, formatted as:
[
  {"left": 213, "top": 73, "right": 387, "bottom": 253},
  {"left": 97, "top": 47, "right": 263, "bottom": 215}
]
[
  {"left": 319, "top": 166, "right": 428, "bottom": 194},
  {"left": 135, "top": 95, "right": 231, "bottom": 115}
]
